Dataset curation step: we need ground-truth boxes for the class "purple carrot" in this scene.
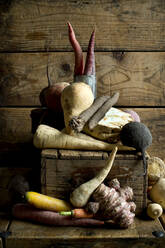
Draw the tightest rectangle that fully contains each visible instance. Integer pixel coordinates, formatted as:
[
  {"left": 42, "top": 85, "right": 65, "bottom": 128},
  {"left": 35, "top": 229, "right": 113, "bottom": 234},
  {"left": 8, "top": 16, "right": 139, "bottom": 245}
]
[
  {"left": 67, "top": 22, "right": 84, "bottom": 75},
  {"left": 84, "top": 29, "right": 95, "bottom": 75},
  {"left": 12, "top": 203, "right": 104, "bottom": 227}
]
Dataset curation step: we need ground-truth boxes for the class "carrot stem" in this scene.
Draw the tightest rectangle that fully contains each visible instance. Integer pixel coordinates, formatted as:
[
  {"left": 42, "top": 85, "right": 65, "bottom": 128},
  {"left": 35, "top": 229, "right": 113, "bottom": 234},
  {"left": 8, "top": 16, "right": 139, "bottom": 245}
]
[{"left": 67, "top": 22, "right": 84, "bottom": 75}]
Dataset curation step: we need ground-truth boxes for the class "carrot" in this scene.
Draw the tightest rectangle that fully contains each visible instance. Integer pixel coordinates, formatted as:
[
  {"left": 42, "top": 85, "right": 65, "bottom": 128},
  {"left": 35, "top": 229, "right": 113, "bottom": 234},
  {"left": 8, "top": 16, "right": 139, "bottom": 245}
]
[
  {"left": 60, "top": 209, "right": 94, "bottom": 218},
  {"left": 89, "top": 92, "right": 120, "bottom": 130},
  {"left": 69, "top": 95, "right": 110, "bottom": 132},
  {"left": 70, "top": 146, "right": 118, "bottom": 207},
  {"left": 12, "top": 203, "right": 104, "bottom": 227},
  {"left": 84, "top": 29, "right": 95, "bottom": 75},
  {"left": 67, "top": 22, "right": 84, "bottom": 75},
  {"left": 33, "top": 124, "right": 134, "bottom": 151},
  {"left": 25, "top": 191, "right": 72, "bottom": 212}
]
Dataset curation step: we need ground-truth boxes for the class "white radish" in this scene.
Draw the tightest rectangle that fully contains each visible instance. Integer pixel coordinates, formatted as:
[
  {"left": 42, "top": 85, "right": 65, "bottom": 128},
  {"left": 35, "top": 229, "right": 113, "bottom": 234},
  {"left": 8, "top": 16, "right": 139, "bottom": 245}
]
[{"left": 147, "top": 203, "right": 163, "bottom": 219}]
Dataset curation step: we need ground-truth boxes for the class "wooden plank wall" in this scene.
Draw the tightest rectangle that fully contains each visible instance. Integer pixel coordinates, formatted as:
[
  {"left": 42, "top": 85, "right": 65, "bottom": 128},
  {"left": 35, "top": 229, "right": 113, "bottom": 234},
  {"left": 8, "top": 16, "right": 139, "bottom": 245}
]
[{"left": 0, "top": 0, "right": 165, "bottom": 175}]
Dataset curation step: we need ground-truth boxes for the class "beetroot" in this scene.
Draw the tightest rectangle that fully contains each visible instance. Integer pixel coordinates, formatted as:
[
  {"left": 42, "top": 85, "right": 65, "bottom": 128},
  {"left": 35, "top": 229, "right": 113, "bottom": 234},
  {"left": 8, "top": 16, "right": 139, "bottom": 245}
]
[{"left": 44, "top": 82, "right": 70, "bottom": 113}]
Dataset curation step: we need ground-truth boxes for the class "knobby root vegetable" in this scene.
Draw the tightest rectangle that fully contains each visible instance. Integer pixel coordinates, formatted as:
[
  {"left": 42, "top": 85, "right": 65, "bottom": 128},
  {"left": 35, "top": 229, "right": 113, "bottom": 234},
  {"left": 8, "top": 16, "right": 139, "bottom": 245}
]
[
  {"left": 92, "top": 179, "right": 136, "bottom": 228},
  {"left": 147, "top": 203, "right": 163, "bottom": 219},
  {"left": 149, "top": 178, "right": 165, "bottom": 210},
  {"left": 60, "top": 209, "right": 93, "bottom": 218},
  {"left": 88, "top": 92, "right": 120, "bottom": 130},
  {"left": 67, "top": 22, "right": 84, "bottom": 75},
  {"left": 147, "top": 156, "right": 165, "bottom": 186},
  {"left": 69, "top": 95, "right": 110, "bottom": 132},
  {"left": 12, "top": 203, "right": 104, "bottom": 227},
  {"left": 70, "top": 147, "right": 118, "bottom": 207},
  {"left": 33, "top": 124, "right": 134, "bottom": 151},
  {"left": 61, "top": 82, "right": 94, "bottom": 134},
  {"left": 85, "top": 202, "right": 100, "bottom": 214},
  {"left": 26, "top": 191, "right": 72, "bottom": 212}
]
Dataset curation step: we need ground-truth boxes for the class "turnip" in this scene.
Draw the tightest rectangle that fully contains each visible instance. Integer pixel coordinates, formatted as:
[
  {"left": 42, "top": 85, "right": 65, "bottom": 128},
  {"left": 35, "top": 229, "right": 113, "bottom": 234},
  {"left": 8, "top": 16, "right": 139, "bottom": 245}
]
[{"left": 61, "top": 82, "right": 94, "bottom": 134}]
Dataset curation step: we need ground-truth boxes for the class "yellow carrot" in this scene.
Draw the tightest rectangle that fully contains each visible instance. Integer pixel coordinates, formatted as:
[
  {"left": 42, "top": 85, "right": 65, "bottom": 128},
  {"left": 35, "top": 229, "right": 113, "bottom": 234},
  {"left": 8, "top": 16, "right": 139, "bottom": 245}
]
[{"left": 25, "top": 192, "right": 72, "bottom": 212}]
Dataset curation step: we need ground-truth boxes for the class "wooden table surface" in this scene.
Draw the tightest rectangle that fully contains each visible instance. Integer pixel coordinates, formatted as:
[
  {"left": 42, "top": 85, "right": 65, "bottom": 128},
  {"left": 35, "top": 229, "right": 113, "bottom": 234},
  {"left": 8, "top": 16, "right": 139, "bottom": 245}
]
[{"left": 1, "top": 213, "right": 165, "bottom": 248}]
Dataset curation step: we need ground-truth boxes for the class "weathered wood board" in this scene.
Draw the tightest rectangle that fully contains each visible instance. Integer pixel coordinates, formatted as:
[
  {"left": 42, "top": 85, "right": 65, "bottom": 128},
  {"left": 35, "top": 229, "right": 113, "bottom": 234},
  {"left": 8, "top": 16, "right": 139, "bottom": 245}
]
[
  {"left": 6, "top": 217, "right": 165, "bottom": 248},
  {"left": 1, "top": 52, "right": 165, "bottom": 106},
  {"left": 1, "top": 0, "right": 165, "bottom": 51},
  {"left": 0, "top": 213, "right": 10, "bottom": 248},
  {"left": 0, "top": 167, "right": 34, "bottom": 210}
]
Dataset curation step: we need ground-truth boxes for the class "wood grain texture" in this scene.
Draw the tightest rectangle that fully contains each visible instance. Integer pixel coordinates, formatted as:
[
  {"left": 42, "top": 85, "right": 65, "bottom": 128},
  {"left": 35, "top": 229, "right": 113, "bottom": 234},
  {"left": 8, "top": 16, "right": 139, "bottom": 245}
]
[
  {"left": 1, "top": 0, "right": 165, "bottom": 51},
  {"left": 1, "top": 52, "right": 165, "bottom": 106},
  {"left": 6, "top": 218, "right": 165, "bottom": 248},
  {"left": 0, "top": 107, "right": 165, "bottom": 161}
]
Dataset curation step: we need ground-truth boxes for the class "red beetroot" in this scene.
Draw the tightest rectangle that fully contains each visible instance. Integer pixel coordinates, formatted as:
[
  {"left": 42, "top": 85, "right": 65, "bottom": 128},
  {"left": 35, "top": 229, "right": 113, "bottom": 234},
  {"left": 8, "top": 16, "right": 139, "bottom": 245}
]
[
  {"left": 12, "top": 203, "right": 104, "bottom": 227},
  {"left": 44, "top": 82, "right": 70, "bottom": 113}
]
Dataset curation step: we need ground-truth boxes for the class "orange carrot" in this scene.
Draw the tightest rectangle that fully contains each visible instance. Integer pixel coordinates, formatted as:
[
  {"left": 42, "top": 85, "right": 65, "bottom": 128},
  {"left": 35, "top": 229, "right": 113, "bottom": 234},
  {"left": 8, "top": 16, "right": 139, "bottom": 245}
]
[{"left": 60, "top": 209, "right": 94, "bottom": 218}]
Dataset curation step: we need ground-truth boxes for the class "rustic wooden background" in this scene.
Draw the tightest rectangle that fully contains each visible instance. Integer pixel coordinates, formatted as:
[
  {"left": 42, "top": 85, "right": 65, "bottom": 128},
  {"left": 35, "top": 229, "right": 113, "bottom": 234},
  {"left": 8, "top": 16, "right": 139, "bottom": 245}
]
[{"left": 0, "top": 0, "right": 165, "bottom": 206}]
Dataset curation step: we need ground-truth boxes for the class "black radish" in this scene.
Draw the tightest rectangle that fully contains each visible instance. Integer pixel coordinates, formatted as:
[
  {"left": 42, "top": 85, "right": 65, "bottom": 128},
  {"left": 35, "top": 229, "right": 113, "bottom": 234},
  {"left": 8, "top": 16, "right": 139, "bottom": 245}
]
[{"left": 120, "top": 122, "right": 152, "bottom": 175}]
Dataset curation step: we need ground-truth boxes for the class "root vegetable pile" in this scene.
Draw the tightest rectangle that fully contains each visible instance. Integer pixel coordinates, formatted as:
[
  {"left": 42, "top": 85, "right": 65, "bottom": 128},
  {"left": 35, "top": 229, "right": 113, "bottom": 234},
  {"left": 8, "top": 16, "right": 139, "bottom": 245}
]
[{"left": 92, "top": 179, "right": 136, "bottom": 228}]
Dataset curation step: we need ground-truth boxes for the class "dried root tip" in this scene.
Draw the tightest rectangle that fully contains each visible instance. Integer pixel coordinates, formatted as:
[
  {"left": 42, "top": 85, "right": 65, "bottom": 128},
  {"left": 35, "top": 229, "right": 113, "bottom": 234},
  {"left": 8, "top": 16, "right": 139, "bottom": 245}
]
[{"left": 69, "top": 116, "right": 85, "bottom": 132}]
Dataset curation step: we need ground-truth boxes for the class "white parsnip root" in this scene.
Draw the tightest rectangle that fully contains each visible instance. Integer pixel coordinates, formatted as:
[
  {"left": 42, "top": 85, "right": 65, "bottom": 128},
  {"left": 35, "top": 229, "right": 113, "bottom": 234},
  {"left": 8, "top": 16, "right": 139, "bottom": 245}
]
[
  {"left": 70, "top": 146, "right": 118, "bottom": 207},
  {"left": 33, "top": 125, "right": 134, "bottom": 151}
]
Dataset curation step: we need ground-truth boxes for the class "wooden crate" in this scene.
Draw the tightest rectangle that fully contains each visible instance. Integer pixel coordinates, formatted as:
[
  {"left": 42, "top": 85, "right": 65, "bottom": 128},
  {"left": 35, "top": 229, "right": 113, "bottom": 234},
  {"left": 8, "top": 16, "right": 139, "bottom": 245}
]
[
  {"left": 2, "top": 215, "right": 165, "bottom": 248},
  {"left": 41, "top": 149, "right": 147, "bottom": 215}
]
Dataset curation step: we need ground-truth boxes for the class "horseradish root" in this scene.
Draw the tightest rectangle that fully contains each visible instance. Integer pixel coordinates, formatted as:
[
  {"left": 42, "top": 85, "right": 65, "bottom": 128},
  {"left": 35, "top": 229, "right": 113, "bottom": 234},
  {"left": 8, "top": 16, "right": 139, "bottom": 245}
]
[
  {"left": 70, "top": 147, "right": 118, "bottom": 207},
  {"left": 92, "top": 179, "right": 136, "bottom": 228}
]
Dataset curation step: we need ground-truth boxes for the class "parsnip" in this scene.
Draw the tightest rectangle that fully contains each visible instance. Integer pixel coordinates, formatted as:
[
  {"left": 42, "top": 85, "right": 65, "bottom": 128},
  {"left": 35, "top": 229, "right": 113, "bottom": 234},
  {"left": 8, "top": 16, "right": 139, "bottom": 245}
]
[
  {"left": 33, "top": 124, "right": 134, "bottom": 151},
  {"left": 70, "top": 147, "right": 118, "bottom": 207}
]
